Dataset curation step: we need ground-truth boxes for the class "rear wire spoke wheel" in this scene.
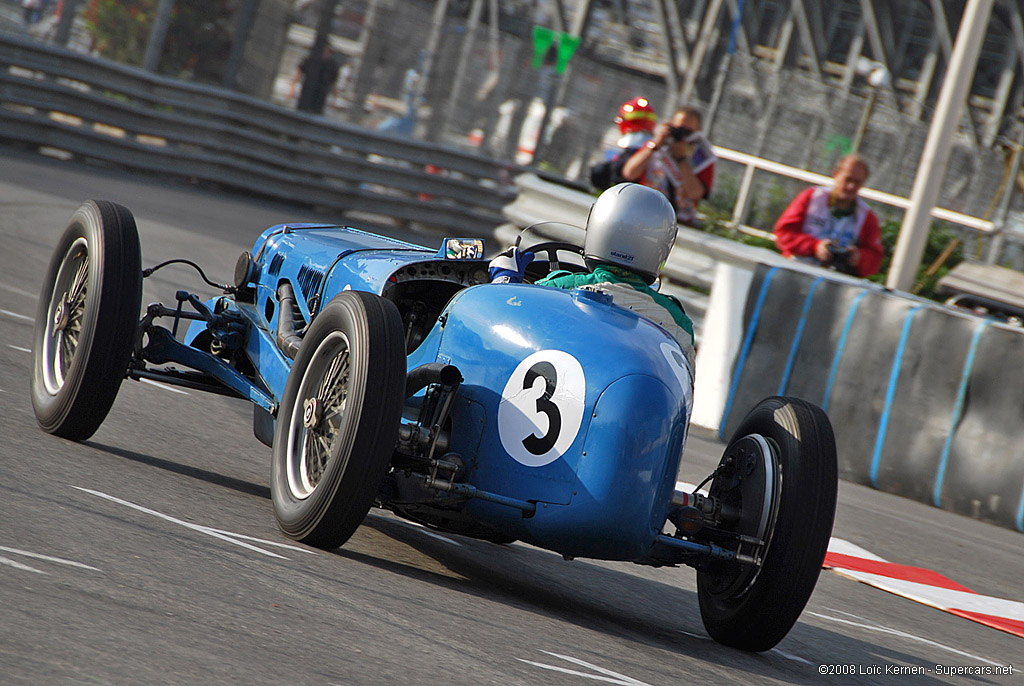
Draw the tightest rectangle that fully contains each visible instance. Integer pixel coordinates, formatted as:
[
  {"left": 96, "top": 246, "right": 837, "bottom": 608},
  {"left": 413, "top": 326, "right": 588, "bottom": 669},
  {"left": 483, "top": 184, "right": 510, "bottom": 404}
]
[
  {"left": 697, "top": 396, "right": 838, "bottom": 652},
  {"left": 271, "top": 290, "right": 406, "bottom": 549},
  {"left": 31, "top": 200, "right": 143, "bottom": 440}
]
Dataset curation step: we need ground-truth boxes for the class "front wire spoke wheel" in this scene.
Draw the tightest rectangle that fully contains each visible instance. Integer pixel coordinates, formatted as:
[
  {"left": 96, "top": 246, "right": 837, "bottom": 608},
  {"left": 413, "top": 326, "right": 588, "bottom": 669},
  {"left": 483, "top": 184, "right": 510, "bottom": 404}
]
[
  {"left": 309, "top": 425, "right": 336, "bottom": 484},
  {"left": 69, "top": 255, "right": 88, "bottom": 305},
  {"left": 271, "top": 290, "right": 406, "bottom": 549},
  {"left": 320, "top": 349, "right": 350, "bottom": 420}
]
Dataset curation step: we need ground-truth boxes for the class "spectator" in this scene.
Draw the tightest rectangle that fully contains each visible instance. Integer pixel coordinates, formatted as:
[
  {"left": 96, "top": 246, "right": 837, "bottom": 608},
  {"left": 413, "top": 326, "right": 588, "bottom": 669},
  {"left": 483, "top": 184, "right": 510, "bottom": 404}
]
[
  {"left": 773, "top": 153, "right": 884, "bottom": 277},
  {"left": 22, "top": 0, "right": 43, "bottom": 25},
  {"left": 589, "top": 97, "right": 658, "bottom": 191},
  {"left": 293, "top": 44, "right": 343, "bottom": 115},
  {"left": 620, "top": 106, "right": 716, "bottom": 227}
]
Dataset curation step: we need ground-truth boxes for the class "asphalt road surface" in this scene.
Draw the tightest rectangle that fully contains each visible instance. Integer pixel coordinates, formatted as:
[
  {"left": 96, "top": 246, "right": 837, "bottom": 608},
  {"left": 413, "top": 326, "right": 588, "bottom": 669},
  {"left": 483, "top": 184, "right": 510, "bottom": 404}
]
[{"left": 1, "top": 150, "right": 1021, "bottom": 685}]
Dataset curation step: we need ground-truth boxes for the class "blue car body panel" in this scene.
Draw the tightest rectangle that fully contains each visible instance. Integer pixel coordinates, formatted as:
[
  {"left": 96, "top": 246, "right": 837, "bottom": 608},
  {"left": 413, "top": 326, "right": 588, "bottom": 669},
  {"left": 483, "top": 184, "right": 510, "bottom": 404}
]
[
  {"left": 184, "top": 224, "right": 695, "bottom": 561},
  {"left": 429, "top": 284, "right": 691, "bottom": 559}
]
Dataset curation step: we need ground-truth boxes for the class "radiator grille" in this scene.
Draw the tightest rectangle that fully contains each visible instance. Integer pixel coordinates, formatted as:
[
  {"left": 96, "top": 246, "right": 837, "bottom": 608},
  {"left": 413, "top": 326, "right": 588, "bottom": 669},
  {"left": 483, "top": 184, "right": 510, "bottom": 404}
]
[
  {"left": 268, "top": 253, "right": 284, "bottom": 276},
  {"left": 296, "top": 264, "right": 325, "bottom": 300}
]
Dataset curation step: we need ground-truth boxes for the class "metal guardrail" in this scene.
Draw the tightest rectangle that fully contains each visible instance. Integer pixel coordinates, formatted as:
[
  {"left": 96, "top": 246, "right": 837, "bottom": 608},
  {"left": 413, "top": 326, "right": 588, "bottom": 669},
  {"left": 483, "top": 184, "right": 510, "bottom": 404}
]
[
  {"left": 717, "top": 147, "right": 996, "bottom": 234},
  {"left": 0, "top": 34, "right": 519, "bottom": 236}
]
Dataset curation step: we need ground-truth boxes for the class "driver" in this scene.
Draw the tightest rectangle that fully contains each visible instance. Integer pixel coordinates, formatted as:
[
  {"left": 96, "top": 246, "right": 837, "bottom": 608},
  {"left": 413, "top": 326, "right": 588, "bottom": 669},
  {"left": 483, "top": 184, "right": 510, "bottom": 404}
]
[{"left": 489, "top": 183, "right": 695, "bottom": 367}]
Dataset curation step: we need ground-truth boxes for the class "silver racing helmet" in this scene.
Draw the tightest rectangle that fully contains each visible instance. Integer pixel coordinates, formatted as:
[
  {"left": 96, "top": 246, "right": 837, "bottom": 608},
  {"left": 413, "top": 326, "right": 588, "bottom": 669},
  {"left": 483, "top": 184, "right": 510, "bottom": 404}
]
[{"left": 584, "top": 183, "right": 677, "bottom": 284}]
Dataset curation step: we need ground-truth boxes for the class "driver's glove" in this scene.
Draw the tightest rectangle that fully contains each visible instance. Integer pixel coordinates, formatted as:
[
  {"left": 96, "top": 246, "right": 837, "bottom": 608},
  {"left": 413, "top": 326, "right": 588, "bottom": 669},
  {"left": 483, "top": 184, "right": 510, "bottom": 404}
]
[{"left": 488, "top": 247, "right": 535, "bottom": 284}]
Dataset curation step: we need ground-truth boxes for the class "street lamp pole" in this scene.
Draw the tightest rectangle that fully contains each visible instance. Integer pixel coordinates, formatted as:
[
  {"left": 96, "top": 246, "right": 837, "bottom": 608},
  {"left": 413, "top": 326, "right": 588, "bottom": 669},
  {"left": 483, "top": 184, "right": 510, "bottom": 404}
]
[
  {"left": 142, "top": 0, "right": 175, "bottom": 73},
  {"left": 850, "top": 61, "right": 890, "bottom": 154}
]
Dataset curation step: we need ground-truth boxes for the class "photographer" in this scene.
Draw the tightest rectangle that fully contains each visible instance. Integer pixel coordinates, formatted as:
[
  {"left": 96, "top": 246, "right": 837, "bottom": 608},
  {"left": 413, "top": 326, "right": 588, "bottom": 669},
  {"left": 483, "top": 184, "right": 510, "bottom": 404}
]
[
  {"left": 621, "top": 107, "right": 715, "bottom": 227},
  {"left": 589, "top": 97, "right": 658, "bottom": 191},
  {"left": 773, "top": 154, "right": 884, "bottom": 278}
]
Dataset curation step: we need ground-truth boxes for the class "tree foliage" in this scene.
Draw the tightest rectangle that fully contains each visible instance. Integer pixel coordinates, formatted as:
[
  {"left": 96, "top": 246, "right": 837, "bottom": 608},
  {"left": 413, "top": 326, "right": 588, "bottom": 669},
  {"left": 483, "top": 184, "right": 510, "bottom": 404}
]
[{"left": 84, "top": 0, "right": 235, "bottom": 83}]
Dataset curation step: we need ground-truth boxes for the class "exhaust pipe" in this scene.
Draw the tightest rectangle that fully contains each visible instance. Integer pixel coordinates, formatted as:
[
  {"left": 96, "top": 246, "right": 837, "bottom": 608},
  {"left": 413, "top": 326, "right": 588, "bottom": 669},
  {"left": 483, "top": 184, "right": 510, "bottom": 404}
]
[
  {"left": 276, "top": 282, "right": 306, "bottom": 359},
  {"left": 405, "top": 362, "right": 463, "bottom": 398}
]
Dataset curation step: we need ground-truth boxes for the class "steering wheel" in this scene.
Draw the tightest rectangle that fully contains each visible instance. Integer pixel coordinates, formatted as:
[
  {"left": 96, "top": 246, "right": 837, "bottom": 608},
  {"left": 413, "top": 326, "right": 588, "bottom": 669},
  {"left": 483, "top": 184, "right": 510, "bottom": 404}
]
[{"left": 522, "top": 240, "right": 588, "bottom": 283}]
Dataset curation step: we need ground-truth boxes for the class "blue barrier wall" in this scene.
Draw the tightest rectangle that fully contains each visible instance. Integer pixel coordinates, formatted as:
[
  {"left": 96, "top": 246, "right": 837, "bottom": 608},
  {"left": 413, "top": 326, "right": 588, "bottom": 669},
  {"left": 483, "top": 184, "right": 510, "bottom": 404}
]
[
  {"left": 942, "top": 323, "right": 1024, "bottom": 530},
  {"left": 720, "top": 263, "right": 1024, "bottom": 532}
]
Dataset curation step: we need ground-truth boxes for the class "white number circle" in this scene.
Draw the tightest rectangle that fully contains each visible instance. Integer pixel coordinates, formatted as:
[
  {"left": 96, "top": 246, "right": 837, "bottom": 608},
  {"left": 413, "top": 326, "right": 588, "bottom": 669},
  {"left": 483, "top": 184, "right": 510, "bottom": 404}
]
[
  {"left": 660, "top": 341, "right": 694, "bottom": 392},
  {"left": 498, "top": 350, "right": 586, "bottom": 467}
]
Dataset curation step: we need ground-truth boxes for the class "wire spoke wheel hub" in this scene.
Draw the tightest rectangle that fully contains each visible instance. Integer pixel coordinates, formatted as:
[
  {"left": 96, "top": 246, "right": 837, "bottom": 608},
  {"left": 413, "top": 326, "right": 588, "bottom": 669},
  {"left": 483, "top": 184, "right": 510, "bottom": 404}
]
[
  {"left": 287, "top": 331, "right": 351, "bottom": 499},
  {"left": 42, "top": 237, "right": 90, "bottom": 395}
]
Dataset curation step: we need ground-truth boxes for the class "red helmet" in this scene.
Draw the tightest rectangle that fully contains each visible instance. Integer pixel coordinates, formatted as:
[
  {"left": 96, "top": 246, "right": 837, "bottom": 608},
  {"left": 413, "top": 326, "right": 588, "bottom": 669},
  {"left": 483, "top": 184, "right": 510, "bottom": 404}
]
[{"left": 615, "top": 97, "right": 657, "bottom": 134}]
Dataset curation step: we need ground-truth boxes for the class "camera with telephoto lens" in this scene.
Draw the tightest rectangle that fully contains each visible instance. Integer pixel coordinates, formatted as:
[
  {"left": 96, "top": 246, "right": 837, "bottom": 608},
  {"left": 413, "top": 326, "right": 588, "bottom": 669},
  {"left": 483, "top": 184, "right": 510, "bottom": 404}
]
[
  {"left": 826, "top": 243, "right": 858, "bottom": 275},
  {"left": 668, "top": 126, "right": 694, "bottom": 142}
]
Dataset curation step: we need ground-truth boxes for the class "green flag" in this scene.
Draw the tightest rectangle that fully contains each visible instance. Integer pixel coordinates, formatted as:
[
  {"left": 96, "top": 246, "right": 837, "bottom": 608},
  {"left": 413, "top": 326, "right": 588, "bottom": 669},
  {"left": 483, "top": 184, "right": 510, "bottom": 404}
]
[
  {"left": 555, "top": 33, "right": 581, "bottom": 74},
  {"left": 531, "top": 26, "right": 556, "bottom": 69}
]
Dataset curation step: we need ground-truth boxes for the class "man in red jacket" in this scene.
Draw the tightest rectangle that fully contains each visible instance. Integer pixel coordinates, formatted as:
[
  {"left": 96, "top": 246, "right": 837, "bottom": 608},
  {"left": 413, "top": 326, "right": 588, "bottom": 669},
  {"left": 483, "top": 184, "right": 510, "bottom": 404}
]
[{"left": 773, "top": 154, "right": 884, "bottom": 277}]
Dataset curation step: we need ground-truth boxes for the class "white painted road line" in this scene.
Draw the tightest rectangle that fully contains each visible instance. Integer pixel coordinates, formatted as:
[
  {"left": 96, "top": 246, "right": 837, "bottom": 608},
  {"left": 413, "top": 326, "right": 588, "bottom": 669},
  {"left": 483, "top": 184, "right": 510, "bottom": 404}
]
[
  {"left": 808, "top": 609, "right": 1001, "bottom": 665},
  {"left": 771, "top": 648, "right": 813, "bottom": 665},
  {"left": 0, "top": 555, "right": 47, "bottom": 574},
  {"left": 73, "top": 487, "right": 314, "bottom": 559},
  {"left": 0, "top": 545, "right": 102, "bottom": 572},
  {"left": 139, "top": 377, "right": 191, "bottom": 395},
  {"left": 200, "top": 527, "right": 318, "bottom": 554},
  {"left": 0, "top": 309, "right": 33, "bottom": 322},
  {"left": 394, "top": 519, "right": 462, "bottom": 546},
  {"left": 835, "top": 567, "right": 1024, "bottom": 621},
  {"left": 825, "top": 537, "right": 886, "bottom": 561},
  {"left": 7, "top": 344, "right": 31, "bottom": 353},
  {"left": 518, "top": 651, "right": 651, "bottom": 685},
  {"left": 0, "top": 282, "right": 37, "bottom": 299}
]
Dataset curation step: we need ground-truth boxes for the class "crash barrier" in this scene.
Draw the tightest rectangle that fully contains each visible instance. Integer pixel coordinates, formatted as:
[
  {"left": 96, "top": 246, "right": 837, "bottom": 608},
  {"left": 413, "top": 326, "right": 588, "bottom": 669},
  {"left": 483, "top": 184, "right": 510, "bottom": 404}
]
[
  {"left": 718, "top": 264, "right": 1024, "bottom": 533},
  {"left": 0, "top": 34, "right": 516, "bottom": 236},
  {"left": 503, "top": 173, "right": 1024, "bottom": 533}
]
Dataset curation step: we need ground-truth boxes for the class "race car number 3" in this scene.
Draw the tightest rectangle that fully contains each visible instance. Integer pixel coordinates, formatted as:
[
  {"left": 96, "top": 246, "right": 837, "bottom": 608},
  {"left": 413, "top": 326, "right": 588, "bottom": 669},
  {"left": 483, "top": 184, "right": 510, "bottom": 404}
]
[{"left": 498, "top": 350, "right": 586, "bottom": 467}]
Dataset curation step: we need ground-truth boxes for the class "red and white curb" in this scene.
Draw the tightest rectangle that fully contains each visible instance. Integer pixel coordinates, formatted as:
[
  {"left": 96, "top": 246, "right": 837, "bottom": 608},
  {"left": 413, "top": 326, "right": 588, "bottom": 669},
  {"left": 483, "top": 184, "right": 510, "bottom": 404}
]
[{"left": 825, "top": 538, "right": 1024, "bottom": 639}]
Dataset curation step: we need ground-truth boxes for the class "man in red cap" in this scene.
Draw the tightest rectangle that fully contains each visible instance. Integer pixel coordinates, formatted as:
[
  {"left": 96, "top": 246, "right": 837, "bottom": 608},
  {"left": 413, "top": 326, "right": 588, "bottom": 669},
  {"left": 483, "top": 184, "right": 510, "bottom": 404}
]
[{"left": 589, "top": 97, "right": 658, "bottom": 190}]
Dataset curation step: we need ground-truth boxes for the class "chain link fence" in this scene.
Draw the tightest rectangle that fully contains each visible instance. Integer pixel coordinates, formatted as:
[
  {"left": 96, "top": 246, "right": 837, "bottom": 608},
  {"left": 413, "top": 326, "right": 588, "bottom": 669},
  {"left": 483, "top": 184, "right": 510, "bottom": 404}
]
[
  {"left": 280, "top": 0, "right": 1023, "bottom": 269},
  {"left": 274, "top": 4, "right": 1016, "bottom": 218},
  {"left": 3, "top": 0, "right": 1023, "bottom": 267}
]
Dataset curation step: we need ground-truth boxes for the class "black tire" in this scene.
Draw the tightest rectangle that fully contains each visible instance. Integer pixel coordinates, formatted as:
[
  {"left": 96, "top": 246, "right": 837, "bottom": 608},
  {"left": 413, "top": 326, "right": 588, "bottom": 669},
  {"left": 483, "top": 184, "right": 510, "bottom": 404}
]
[
  {"left": 697, "top": 396, "right": 838, "bottom": 652},
  {"left": 31, "top": 200, "right": 143, "bottom": 440},
  {"left": 271, "top": 290, "right": 406, "bottom": 549}
]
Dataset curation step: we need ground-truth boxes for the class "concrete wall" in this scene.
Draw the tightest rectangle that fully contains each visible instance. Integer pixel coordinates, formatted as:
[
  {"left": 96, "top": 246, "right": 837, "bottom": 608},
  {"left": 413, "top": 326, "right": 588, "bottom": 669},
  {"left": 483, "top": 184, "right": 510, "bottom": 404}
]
[{"left": 706, "top": 263, "right": 1024, "bottom": 532}]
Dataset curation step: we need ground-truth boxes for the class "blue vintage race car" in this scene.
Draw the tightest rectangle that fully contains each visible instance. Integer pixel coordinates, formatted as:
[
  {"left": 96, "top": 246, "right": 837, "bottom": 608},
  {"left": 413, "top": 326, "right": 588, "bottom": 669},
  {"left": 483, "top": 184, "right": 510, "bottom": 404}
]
[{"left": 31, "top": 200, "right": 838, "bottom": 652}]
